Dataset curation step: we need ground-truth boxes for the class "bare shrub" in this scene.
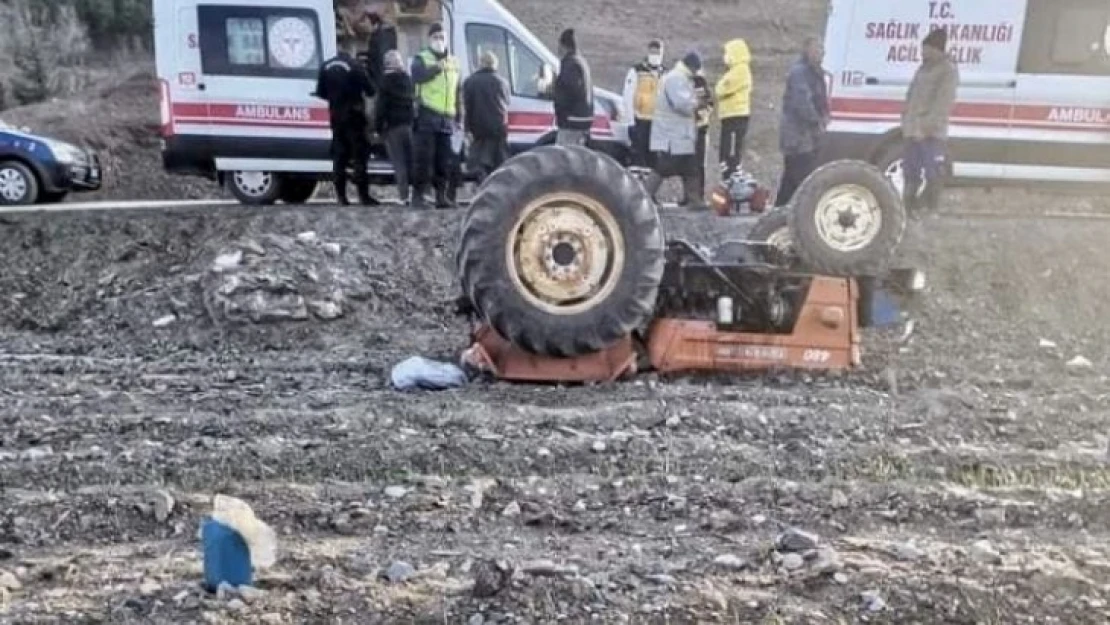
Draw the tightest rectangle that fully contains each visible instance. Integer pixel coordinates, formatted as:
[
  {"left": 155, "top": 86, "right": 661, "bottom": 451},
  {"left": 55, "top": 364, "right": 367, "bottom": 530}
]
[{"left": 0, "top": 0, "right": 92, "bottom": 108}]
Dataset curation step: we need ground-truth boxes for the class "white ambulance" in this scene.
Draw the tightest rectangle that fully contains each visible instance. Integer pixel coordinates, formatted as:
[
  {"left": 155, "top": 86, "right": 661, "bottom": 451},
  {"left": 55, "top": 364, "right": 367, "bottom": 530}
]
[
  {"left": 823, "top": 0, "right": 1110, "bottom": 194},
  {"left": 154, "top": 0, "right": 630, "bottom": 204}
]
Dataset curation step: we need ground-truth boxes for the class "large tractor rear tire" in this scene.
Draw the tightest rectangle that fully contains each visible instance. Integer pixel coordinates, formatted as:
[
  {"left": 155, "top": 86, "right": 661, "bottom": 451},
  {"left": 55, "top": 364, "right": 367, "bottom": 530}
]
[
  {"left": 456, "top": 145, "right": 665, "bottom": 357},
  {"left": 789, "top": 159, "right": 906, "bottom": 276}
]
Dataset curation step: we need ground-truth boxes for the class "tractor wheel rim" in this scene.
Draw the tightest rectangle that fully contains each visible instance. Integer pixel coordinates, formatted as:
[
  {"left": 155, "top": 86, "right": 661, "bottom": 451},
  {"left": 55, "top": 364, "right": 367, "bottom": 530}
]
[
  {"left": 813, "top": 184, "right": 882, "bottom": 253},
  {"left": 506, "top": 191, "right": 625, "bottom": 316},
  {"left": 0, "top": 168, "right": 28, "bottom": 201},
  {"left": 233, "top": 171, "right": 273, "bottom": 197}
]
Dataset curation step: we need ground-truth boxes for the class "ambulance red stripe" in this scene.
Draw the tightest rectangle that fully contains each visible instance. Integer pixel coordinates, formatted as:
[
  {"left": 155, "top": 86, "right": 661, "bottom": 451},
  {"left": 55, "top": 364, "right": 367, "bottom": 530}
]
[{"left": 831, "top": 97, "right": 1110, "bottom": 131}]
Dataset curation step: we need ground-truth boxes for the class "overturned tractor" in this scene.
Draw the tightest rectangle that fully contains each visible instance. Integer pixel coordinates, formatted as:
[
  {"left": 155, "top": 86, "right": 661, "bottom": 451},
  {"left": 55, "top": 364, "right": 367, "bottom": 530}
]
[{"left": 454, "top": 145, "right": 907, "bottom": 381}]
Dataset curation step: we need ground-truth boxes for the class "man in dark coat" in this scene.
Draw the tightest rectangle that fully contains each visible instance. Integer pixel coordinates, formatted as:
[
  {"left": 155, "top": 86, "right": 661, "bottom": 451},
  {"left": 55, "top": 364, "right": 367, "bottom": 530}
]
[
  {"left": 774, "top": 37, "right": 829, "bottom": 207},
  {"left": 362, "top": 11, "right": 398, "bottom": 89},
  {"left": 314, "top": 35, "right": 379, "bottom": 205},
  {"left": 462, "top": 50, "right": 510, "bottom": 182},
  {"left": 375, "top": 50, "right": 416, "bottom": 204},
  {"left": 545, "top": 28, "right": 594, "bottom": 147}
]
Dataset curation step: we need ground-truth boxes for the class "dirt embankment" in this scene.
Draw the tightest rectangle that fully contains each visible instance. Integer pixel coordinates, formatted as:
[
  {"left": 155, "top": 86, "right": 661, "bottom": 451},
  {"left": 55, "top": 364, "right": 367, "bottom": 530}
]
[{"left": 1, "top": 201, "right": 1110, "bottom": 623}]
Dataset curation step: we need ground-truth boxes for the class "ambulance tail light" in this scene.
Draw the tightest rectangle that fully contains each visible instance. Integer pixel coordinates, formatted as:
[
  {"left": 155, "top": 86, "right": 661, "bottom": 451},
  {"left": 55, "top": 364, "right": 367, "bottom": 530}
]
[{"left": 158, "top": 79, "right": 174, "bottom": 138}]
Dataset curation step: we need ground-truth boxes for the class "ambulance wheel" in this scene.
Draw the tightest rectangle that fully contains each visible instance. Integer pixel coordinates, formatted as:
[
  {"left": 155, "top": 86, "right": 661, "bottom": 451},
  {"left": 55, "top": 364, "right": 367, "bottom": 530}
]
[
  {"left": 457, "top": 145, "right": 665, "bottom": 357},
  {"left": 227, "top": 171, "right": 281, "bottom": 205},
  {"left": 279, "top": 178, "right": 318, "bottom": 204},
  {"left": 748, "top": 208, "right": 796, "bottom": 266},
  {"left": 789, "top": 159, "right": 906, "bottom": 276}
]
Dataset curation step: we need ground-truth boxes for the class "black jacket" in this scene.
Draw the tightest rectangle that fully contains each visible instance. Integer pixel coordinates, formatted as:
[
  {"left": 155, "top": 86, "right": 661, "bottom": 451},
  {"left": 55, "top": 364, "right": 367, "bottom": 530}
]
[
  {"left": 364, "top": 25, "right": 398, "bottom": 88},
  {"left": 314, "top": 52, "right": 374, "bottom": 115},
  {"left": 462, "top": 68, "right": 510, "bottom": 138},
  {"left": 375, "top": 70, "right": 416, "bottom": 132},
  {"left": 552, "top": 53, "right": 594, "bottom": 131}
]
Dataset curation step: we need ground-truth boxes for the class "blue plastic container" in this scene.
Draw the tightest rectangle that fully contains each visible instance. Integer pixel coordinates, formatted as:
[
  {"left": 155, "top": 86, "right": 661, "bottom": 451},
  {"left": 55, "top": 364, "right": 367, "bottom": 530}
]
[
  {"left": 201, "top": 517, "right": 253, "bottom": 591},
  {"left": 869, "top": 287, "right": 903, "bottom": 327}
]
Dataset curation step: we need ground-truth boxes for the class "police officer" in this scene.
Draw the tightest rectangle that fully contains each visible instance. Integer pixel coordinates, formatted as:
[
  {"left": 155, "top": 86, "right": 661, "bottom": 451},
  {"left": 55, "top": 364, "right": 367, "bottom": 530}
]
[
  {"left": 410, "top": 22, "right": 461, "bottom": 209},
  {"left": 314, "top": 35, "right": 379, "bottom": 206},
  {"left": 621, "top": 40, "right": 665, "bottom": 167}
]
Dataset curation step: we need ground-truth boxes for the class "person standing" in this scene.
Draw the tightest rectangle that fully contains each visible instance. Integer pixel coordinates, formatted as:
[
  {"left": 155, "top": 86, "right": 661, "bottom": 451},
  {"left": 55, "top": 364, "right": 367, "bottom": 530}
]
[
  {"left": 410, "top": 22, "right": 461, "bottom": 209},
  {"left": 375, "top": 50, "right": 415, "bottom": 205},
  {"left": 714, "top": 38, "right": 752, "bottom": 180},
  {"left": 691, "top": 68, "right": 714, "bottom": 199},
  {"left": 650, "top": 51, "right": 705, "bottom": 210},
  {"left": 462, "top": 50, "right": 511, "bottom": 182},
  {"left": 621, "top": 39, "right": 665, "bottom": 167},
  {"left": 362, "top": 11, "right": 399, "bottom": 90},
  {"left": 901, "top": 28, "right": 959, "bottom": 212},
  {"left": 314, "top": 35, "right": 379, "bottom": 206},
  {"left": 774, "top": 37, "right": 829, "bottom": 207},
  {"left": 547, "top": 28, "right": 594, "bottom": 147}
]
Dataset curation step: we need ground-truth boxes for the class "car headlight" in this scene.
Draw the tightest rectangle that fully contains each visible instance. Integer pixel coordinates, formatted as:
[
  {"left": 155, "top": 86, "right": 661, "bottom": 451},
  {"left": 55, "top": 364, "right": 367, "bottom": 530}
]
[{"left": 43, "top": 139, "right": 85, "bottom": 165}]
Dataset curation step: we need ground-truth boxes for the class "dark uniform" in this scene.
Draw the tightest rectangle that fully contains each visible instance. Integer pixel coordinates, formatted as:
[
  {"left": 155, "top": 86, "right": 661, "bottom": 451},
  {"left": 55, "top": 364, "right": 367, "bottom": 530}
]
[{"left": 314, "top": 50, "right": 378, "bottom": 205}]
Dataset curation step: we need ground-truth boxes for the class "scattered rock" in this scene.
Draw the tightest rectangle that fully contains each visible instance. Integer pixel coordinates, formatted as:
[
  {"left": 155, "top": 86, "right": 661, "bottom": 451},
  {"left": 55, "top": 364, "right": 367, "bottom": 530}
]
[
  {"left": 261, "top": 614, "right": 284, "bottom": 625},
  {"left": 892, "top": 542, "right": 926, "bottom": 562},
  {"left": 1067, "top": 355, "right": 1093, "bottom": 369},
  {"left": 139, "top": 580, "right": 161, "bottom": 595},
  {"left": 665, "top": 415, "right": 682, "bottom": 428},
  {"left": 712, "top": 554, "right": 747, "bottom": 571},
  {"left": 829, "top": 489, "right": 849, "bottom": 509},
  {"left": 322, "top": 242, "right": 342, "bottom": 256},
  {"left": 833, "top": 572, "right": 849, "bottom": 584},
  {"left": 227, "top": 598, "right": 246, "bottom": 612},
  {"left": 708, "top": 509, "right": 741, "bottom": 531},
  {"left": 383, "top": 561, "right": 416, "bottom": 583},
  {"left": 240, "top": 239, "right": 266, "bottom": 256},
  {"left": 296, "top": 231, "right": 318, "bottom": 244},
  {"left": 592, "top": 440, "right": 607, "bottom": 453},
  {"left": 0, "top": 570, "right": 22, "bottom": 590},
  {"left": 152, "top": 314, "right": 176, "bottom": 327},
  {"left": 307, "top": 299, "right": 343, "bottom": 320},
  {"left": 501, "top": 501, "right": 521, "bottom": 517},
  {"left": 1039, "top": 338, "right": 1057, "bottom": 349},
  {"left": 19, "top": 447, "right": 53, "bottom": 461},
  {"left": 384, "top": 486, "right": 407, "bottom": 499},
  {"left": 521, "top": 559, "right": 578, "bottom": 577},
  {"left": 971, "top": 540, "right": 1002, "bottom": 564},
  {"left": 861, "top": 590, "right": 886, "bottom": 612},
  {"left": 975, "top": 507, "right": 1007, "bottom": 527},
  {"left": 468, "top": 615, "right": 485, "bottom": 625},
  {"left": 812, "top": 548, "right": 843, "bottom": 574},
  {"left": 152, "top": 489, "right": 175, "bottom": 522},
  {"left": 777, "top": 528, "right": 820, "bottom": 553},
  {"left": 211, "top": 250, "right": 243, "bottom": 273},
  {"left": 781, "top": 553, "right": 805, "bottom": 571},
  {"left": 471, "top": 559, "right": 511, "bottom": 598},
  {"left": 216, "top": 581, "right": 235, "bottom": 600},
  {"left": 644, "top": 573, "right": 677, "bottom": 586},
  {"left": 237, "top": 585, "right": 266, "bottom": 602}
]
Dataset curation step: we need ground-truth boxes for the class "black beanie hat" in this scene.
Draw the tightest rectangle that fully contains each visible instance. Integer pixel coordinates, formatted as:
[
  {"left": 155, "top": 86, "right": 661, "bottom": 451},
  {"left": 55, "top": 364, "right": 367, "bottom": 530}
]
[
  {"left": 428, "top": 22, "right": 443, "bottom": 37},
  {"left": 683, "top": 50, "right": 702, "bottom": 72},
  {"left": 559, "top": 28, "right": 576, "bottom": 51},
  {"left": 923, "top": 27, "right": 947, "bottom": 51}
]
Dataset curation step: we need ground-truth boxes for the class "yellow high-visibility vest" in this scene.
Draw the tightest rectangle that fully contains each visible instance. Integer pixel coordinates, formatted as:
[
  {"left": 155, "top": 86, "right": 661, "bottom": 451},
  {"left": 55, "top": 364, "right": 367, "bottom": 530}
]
[{"left": 416, "top": 50, "right": 459, "bottom": 117}]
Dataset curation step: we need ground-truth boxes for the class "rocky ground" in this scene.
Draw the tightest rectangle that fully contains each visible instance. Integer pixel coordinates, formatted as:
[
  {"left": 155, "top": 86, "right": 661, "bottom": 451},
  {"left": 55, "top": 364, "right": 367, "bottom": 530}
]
[{"left": 2, "top": 196, "right": 1110, "bottom": 624}]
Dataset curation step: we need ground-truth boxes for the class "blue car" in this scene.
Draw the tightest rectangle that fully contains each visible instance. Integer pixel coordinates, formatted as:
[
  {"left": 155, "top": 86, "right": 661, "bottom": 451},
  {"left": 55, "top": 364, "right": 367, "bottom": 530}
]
[{"left": 0, "top": 120, "right": 102, "bottom": 205}]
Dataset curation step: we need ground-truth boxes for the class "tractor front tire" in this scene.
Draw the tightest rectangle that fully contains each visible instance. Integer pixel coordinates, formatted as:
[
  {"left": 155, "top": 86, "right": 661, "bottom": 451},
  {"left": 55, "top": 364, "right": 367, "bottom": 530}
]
[
  {"left": 789, "top": 159, "right": 906, "bottom": 276},
  {"left": 456, "top": 145, "right": 665, "bottom": 357}
]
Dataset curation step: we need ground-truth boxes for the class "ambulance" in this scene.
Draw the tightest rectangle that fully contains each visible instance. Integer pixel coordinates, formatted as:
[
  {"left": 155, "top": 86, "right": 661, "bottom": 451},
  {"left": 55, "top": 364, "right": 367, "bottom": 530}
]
[
  {"left": 823, "top": 0, "right": 1110, "bottom": 194},
  {"left": 154, "top": 0, "right": 630, "bottom": 204}
]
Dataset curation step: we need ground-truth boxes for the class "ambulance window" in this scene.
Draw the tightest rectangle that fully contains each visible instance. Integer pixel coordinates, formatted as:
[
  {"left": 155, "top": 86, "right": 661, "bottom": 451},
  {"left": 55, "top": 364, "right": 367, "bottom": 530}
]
[
  {"left": 198, "top": 6, "right": 322, "bottom": 78},
  {"left": 1019, "top": 1, "right": 1110, "bottom": 75},
  {"left": 465, "top": 23, "right": 512, "bottom": 86},
  {"left": 507, "top": 34, "right": 544, "bottom": 99}
]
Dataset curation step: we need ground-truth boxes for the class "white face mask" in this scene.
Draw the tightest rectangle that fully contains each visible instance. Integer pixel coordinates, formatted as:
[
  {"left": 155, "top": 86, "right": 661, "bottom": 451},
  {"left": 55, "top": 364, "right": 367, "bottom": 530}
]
[
  {"left": 648, "top": 53, "right": 662, "bottom": 66},
  {"left": 430, "top": 39, "right": 447, "bottom": 53}
]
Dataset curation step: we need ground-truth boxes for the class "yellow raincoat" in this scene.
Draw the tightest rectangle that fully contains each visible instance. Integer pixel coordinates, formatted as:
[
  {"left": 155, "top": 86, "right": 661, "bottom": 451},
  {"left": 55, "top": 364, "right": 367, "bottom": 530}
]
[{"left": 715, "top": 39, "right": 752, "bottom": 119}]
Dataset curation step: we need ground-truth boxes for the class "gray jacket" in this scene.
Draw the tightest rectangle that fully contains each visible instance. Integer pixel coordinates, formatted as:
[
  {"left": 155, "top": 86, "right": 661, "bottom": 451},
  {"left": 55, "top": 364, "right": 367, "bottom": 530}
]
[
  {"left": 649, "top": 64, "right": 698, "bottom": 155},
  {"left": 902, "top": 57, "right": 959, "bottom": 140},
  {"left": 778, "top": 56, "right": 829, "bottom": 155}
]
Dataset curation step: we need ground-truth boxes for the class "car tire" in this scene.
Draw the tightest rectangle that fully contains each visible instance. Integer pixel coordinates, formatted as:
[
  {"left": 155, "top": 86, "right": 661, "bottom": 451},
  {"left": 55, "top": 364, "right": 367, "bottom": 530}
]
[
  {"left": 278, "top": 178, "right": 318, "bottom": 204},
  {"left": 0, "top": 160, "right": 39, "bottom": 206},
  {"left": 456, "top": 145, "right": 665, "bottom": 357},
  {"left": 227, "top": 170, "right": 281, "bottom": 205},
  {"left": 789, "top": 159, "right": 906, "bottom": 277}
]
